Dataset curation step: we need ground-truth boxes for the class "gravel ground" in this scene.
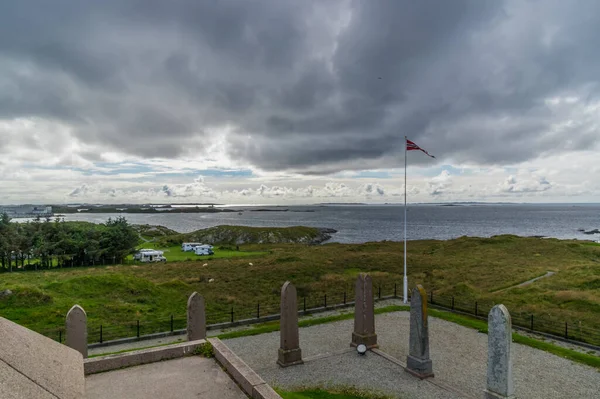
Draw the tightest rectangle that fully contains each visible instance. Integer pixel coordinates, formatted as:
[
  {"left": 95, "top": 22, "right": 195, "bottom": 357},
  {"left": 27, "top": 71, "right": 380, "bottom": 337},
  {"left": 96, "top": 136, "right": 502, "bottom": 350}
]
[
  {"left": 259, "top": 349, "right": 462, "bottom": 399},
  {"left": 224, "top": 312, "right": 600, "bottom": 399}
]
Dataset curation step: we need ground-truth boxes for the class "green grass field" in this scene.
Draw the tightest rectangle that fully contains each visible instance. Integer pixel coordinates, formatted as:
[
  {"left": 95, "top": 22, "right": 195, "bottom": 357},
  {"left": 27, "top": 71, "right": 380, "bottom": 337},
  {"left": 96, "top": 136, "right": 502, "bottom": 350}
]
[
  {"left": 0, "top": 235, "right": 599, "bottom": 345},
  {"left": 278, "top": 388, "right": 393, "bottom": 399},
  {"left": 128, "top": 243, "right": 269, "bottom": 262}
]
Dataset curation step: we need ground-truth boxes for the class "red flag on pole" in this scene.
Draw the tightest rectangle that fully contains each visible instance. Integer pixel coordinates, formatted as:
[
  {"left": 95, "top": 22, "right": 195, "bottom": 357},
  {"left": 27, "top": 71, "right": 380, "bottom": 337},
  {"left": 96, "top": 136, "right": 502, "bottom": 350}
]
[{"left": 406, "top": 139, "right": 435, "bottom": 158}]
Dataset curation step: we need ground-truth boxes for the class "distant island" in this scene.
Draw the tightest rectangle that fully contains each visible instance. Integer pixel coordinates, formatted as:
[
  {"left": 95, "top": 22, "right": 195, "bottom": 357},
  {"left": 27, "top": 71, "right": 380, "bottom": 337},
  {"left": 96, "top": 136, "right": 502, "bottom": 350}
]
[
  {"left": 52, "top": 205, "right": 238, "bottom": 214},
  {"left": 318, "top": 202, "right": 368, "bottom": 205}
]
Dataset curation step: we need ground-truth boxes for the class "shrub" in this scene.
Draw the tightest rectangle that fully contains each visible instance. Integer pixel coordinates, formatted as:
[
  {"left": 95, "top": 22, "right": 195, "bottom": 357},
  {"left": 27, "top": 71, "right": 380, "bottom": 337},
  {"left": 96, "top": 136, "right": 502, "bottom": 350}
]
[{"left": 194, "top": 342, "right": 214, "bottom": 358}]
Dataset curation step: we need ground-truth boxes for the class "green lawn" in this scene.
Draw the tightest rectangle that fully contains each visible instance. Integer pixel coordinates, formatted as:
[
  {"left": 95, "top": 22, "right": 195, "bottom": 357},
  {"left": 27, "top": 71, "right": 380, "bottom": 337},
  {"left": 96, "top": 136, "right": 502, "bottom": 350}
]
[
  {"left": 278, "top": 388, "right": 392, "bottom": 399},
  {"left": 128, "top": 244, "right": 269, "bottom": 262}
]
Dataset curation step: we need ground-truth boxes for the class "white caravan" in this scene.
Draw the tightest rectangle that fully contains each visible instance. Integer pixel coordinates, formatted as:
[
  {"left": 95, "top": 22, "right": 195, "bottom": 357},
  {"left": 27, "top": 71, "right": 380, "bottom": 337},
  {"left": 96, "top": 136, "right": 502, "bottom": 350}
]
[
  {"left": 194, "top": 245, "right": 214, "bottom": 256},
  {"left": 134, "top": 249, "right": 167, "bottom": 262},
  {"left": 182, "top": 242, "right": 203, "bottom": 252}
]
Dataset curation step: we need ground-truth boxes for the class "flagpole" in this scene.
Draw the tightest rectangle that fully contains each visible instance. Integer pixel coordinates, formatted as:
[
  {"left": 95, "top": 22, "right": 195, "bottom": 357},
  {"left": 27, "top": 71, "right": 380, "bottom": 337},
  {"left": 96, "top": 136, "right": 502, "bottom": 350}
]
[{"left": 403, "top": 136, "right": 408, "bottom": 304}]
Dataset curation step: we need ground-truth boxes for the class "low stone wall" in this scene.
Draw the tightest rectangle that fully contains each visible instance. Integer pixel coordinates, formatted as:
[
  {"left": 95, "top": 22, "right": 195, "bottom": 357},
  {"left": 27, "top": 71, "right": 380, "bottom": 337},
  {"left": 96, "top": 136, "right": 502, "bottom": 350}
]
[
  {"left": 84, "top": 339, "right": 206, "bottom": 375},
  {"left": 210, "top": 338, "right": 282, "bottom": 399}
]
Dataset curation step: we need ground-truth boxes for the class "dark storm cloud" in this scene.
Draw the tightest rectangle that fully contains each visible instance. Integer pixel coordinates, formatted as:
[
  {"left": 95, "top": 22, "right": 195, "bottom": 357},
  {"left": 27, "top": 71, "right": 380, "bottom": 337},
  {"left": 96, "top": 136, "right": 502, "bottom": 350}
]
[{"left": 1, "top": 0, "right": 600, "bottom": 172}]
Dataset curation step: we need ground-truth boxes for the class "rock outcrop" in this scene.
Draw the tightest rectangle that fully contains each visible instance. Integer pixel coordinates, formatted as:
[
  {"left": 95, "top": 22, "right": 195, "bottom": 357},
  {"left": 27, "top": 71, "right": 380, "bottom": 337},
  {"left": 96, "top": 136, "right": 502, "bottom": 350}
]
[{"left": 158, "top": 225, "right": 337, "bottom": 246}]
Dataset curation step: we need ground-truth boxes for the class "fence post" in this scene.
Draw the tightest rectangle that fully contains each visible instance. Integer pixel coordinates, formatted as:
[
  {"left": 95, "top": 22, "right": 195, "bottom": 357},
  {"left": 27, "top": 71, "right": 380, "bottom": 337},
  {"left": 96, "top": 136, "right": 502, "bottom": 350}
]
[
  {"left": 475, "top": 301, "right": 478, "bottom": 317},
  {"left": 430, "top": 290, "right": 433, "bottom": 304},
  {"left": 137, "top": 320, "right": 140, "bottom": 338},
  {"left": 100, "top": 325, "right": 103, "bottom": 343},
  {"left": 530, "top": 315, "right": 533, "bottom": 331},
  {"left": 303, "top": 296, "right": 306, "bottom": 313},
  {"left": 170, "top": 315, "right": 173, "bottom": 332},
  {"left": 394, "top": 283, "right": 397, "bottom": 298},
  {"left": 324, "top": 294, "right": 327, "bottom": 308},
  {"left": 230, "top": 307, "right": 234, "bottom": 323},
  {"left": 257, "top": 302, "right": 260, "bottom": 319},
  {"left": 59, "top": 330, "right": 62, "bottom": 343},
  {"left": 451, "top": 296, "right": 455, "bottom": 311},
  {"left": 343, "top": 291, "right": 347, "bottom": 304},
  {"left": 378, "top": 285, "right": 381, "bottom": 299},
  {"left": 565, "top": 322, "right": 568, "bottom": 339}
]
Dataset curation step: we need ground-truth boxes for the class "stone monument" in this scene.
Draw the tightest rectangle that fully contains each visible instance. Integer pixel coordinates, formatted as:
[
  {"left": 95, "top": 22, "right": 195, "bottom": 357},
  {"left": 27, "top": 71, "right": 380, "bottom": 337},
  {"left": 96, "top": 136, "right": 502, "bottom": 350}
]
[
  {"left": 277, "top": 281, "right": 303, "bottom": 367},
  {"left": 187, "top": 291, "right": 206, "bottom": 341},
  {"left": 351, "top": 273, "right": 378, "bottom": 348},
  {"left": 65, "top": 304, "right": 87, "bottom": 358},
  {"left": 484, "top": 304, "right": 515, "bottom": 399},
  {"left": 406, "top": 284, "right": 434, "bottom": 378}
]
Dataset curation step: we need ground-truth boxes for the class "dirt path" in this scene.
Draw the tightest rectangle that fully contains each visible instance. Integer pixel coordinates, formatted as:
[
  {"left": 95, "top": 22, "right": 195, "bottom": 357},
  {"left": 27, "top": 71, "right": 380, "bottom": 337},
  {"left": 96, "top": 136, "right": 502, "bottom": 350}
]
[{"left": 494, "top": 271, "right": 556, "bottom": 293}]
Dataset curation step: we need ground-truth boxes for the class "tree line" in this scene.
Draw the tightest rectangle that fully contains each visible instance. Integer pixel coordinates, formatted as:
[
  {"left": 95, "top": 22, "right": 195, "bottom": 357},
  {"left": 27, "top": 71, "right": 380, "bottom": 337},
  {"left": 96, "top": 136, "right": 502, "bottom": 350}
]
[{"left": 0, "top": 215, "right": 139, "bottom": 272}]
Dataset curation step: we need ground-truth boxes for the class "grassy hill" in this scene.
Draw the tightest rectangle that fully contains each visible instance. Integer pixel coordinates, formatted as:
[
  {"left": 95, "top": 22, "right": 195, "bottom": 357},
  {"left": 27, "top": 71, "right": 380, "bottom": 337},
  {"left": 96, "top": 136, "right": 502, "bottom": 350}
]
[
  {"left": 155, "top": 225, "right": 336, "bottom": 246},
  {"left": 0, "top": 235, "right": 599, "bottom": 345}
]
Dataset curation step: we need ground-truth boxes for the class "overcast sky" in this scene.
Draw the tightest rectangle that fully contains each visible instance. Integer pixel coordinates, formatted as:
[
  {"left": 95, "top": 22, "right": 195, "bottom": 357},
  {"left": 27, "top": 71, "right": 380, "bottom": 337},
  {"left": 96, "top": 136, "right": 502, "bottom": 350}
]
[{"left": 1, "top": 0, "right": 599, "bottom": 205}]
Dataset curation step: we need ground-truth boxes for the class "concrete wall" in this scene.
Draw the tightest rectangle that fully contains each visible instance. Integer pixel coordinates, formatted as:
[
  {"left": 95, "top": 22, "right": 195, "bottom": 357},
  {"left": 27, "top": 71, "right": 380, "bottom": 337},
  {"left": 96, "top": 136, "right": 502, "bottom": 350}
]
[{"left": 0, "top": 317, "right": 84, "bottom": 399}]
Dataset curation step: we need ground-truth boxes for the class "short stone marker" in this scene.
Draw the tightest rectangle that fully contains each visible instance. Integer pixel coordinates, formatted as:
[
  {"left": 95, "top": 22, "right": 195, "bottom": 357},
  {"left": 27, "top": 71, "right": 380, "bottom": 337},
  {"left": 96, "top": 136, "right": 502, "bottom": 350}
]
[
  {"left": 351, "top": 273, "right": 378, "bottom": 348},
  {"left": 484, "top": 304, "right": 515, "bottom": 399},
  {"left": 66, "top": 304, "right": 88, "bottom": 359},
  {"left": 277, "top": 281, "right": 303, "bottom": 367},
  {"left": 187, "top": 291, "right": 206, "bottom": 341},
  {"left": 406, "top": 284, "right": 434, "bottom": 379}
]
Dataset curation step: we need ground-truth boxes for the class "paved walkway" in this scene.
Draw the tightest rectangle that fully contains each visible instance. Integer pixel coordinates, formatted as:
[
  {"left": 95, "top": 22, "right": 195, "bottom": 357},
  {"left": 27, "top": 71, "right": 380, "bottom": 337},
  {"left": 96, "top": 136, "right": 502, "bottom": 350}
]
[
  {"left": 85, "top": 356, "right": 247, "bottom": 399},
  {"left": 224, "top": 312, "right": 600, "bottom": 399}
]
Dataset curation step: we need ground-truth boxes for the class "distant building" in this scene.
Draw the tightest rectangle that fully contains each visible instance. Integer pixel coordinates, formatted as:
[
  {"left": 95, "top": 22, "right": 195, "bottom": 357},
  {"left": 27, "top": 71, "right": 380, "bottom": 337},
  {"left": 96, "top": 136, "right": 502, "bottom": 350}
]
[{"left": 0, "top": 205, "right": 53, "bottom": 218}]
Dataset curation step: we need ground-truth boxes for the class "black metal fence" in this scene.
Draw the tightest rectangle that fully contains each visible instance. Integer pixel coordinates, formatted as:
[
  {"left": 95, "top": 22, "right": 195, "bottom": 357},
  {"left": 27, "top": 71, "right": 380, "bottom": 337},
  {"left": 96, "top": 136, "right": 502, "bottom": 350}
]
[
  {"left": 428, "top": 291, "right": 600, "bottom": 347},
  {"left": 39, "top": 282, "right": 600, "bottom": 349},
  {"left": 39, "top": 283, "right": 400, "bottom": 345}
]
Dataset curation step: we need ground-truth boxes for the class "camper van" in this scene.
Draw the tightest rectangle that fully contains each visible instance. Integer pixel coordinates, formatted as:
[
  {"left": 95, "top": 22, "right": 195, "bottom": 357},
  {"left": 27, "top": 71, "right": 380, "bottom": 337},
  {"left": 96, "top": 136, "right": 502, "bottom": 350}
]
[
  {"left": 182, "top": 242, "right": 203, "bottom": 252},
  {"left": 194, "top": 245, "right": 214, "bottom": 256},
  {"left": 134, "top": 249, "right": 167, "bottom": 262}
]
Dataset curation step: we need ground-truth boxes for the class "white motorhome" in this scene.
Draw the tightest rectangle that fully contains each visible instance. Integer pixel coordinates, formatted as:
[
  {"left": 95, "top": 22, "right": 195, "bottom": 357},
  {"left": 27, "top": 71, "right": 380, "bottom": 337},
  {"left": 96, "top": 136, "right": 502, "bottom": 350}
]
[
  {"left": 134, "top": 249, "right": 167, "bottom": 262},
  {"left": 194, "top": 245, "right": 214, "bottom": 256},
  {"left": 182, "top": 242, "right": 203, "bottom": 252}
]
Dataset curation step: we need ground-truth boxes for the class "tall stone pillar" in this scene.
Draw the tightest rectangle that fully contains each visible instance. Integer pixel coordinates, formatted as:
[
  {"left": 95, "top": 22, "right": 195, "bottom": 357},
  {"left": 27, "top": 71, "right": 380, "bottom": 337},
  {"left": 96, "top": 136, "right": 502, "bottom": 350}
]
[
  {"left": 66, "top": 304, "right": 87, "bottom": 358},
  {"left": 484, "top": 304, "right": 515, "bottom": 399},
  {"left": 187, "top": 292, "right": 206, "bottom": 341},
  {"left": 406, "top": 285, "right": 433, "bottom": 378},
  {"left": 351, "top": 273, "right": 378, "bottom": 348},
  {"left": 277, "top": 281, "right": 303, "bottom": 367}
]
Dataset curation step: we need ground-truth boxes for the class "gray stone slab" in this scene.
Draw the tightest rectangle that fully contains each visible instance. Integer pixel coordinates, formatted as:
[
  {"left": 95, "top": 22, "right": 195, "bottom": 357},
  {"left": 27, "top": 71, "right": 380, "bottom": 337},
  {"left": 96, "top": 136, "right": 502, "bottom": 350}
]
[
  {"left": 485, "top": 304, "right": 515, "bottom": 399},
  {"left": 0, "top": 360, "right": 57, "bottom": 399},
  {"left": 85, "top": 356, "right": 246, "bottom": 399},
  {"left": 278, "top": 281, "right": 302, "bottom": 366},
  {"left": 0, "top": 317, "right": 84, "bottom": 399},
  {"left": 66, "top": 304, "right": 87, "bottom": 358},
  {"left": 187, "top": 292, "right": 206, "bottom": 340},
  {"left": 351, "top": 273, "right": 378, "bottom": 348},
  {"left": 406, "top": 284, "right": 433, "bottom": 378}
]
